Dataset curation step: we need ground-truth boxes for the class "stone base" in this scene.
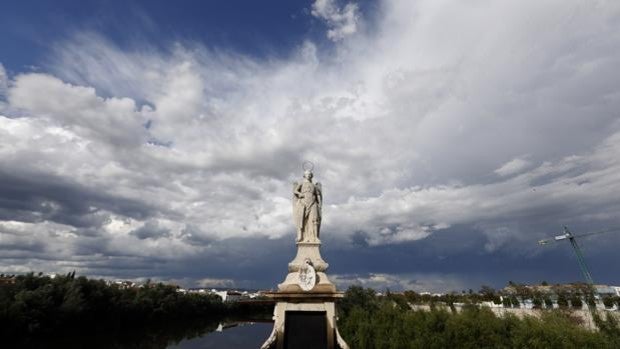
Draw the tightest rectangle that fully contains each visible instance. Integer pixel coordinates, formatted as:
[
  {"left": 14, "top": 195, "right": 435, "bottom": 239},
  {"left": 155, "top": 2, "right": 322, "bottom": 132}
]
[
  {"left": 262, "top": 239, "right": 348, "bottom": 348},
  {"left": 278, "top": 271, "right": 336, "bottom": 293},
  {"left": 261, "top": 292, "right": 349, "bottom": 349},
  {"left": 287, "top": 241, "right": 329, "bottom": 272},
  {"left": 278, "top": 241, "right": 335, "bottom": 292}
]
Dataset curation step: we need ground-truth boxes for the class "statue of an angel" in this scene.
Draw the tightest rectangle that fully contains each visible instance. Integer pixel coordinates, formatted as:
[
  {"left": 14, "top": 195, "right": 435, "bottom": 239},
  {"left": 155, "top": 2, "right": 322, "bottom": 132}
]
[{"left": 292, "top": 169, "right": 322, "bottom": 243}]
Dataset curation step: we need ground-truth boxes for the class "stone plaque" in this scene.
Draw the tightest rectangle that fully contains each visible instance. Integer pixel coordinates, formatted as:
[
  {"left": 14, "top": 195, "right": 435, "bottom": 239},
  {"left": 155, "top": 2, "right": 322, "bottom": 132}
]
[{"left": 284, "top": 311, "right": 327, "bottom": 349}]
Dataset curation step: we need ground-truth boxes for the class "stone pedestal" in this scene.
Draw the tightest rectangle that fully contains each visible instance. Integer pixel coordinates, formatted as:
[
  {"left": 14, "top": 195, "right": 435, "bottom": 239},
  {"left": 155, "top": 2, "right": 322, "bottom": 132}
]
[
  {"left": 261, "top": 241, "right": 349, "bottom": 349},
  {"left": 278, "top": 242, "right": 335, "bottom": 293}
]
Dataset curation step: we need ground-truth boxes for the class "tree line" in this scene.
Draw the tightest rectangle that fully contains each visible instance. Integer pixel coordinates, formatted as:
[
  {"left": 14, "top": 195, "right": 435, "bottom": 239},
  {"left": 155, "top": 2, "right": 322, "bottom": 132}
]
[
  {"left": 337, "top": 286, "right": 620, "bottom": 349},
  {"left": 394, "top": 282, "right": 620, "bottom": 310},
  {"left": 5, "top": 273, "right": 620, "bottom": 348},
  {"left": 0, "top": 272, "right": 271, "bottom": 348}
]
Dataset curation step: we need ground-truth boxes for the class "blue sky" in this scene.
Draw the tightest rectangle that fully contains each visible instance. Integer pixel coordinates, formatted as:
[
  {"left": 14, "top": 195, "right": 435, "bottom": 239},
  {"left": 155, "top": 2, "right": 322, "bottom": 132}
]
[
  {"left": 1, "top": 0, "right": 620, "bottom": 292},
  {"left": 0, "top": 0, "right": 376, "bottom": 72},
  {"left": 0, "top": 1, "right": 303, "bottom": 68}
]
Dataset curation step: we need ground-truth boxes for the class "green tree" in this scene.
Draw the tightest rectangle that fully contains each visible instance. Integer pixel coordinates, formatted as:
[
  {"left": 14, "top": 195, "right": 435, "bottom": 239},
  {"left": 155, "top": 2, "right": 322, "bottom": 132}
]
[
  {"left": 557, "top": 294, "right": 569, "bottom": 308},
  {"left": 338, "top": 285, "right": 378, "bottom": 317},
  {"left": 570, "top": 295, "right": 583, "bottom": 309}
]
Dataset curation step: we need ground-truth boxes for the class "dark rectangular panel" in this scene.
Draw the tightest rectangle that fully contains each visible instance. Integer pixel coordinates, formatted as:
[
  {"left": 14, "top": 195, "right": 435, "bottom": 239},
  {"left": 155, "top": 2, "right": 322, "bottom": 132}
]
[{"left": 284, "top": 311, "right": 327, "bottom": 349}]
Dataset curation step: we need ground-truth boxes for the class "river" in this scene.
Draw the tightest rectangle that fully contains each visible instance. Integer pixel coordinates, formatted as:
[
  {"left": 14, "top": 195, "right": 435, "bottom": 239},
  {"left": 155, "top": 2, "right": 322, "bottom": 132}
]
[{"left": 168, "top": 321, "right": 274, "bottom": 349}]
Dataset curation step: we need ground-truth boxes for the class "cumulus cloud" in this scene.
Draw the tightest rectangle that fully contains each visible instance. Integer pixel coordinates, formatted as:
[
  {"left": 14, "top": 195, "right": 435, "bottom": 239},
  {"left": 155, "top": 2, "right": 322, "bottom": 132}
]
[
  {"left": 331, "top": 272, "right": 471, "bottom": 293},
  {"left": 9, "top": 73, "right": 148, "bottom": 147},
  {"left": 0, "top": 63, "right": 7, "bottom": 111},
  {"left": 2, "top": 0, "right": 620, "bottom": 288},
  {"left": 311, "top": 0, "right": 359, "bottom": 41},
  {"left": 494, "top": 157, "right": 531, "bottom": 177},
  {"left": 197, "top": 277, "right": 236, "bottom": 288},
  {"left": 129, "top": 220, "right": 171, "bottom": 240},
  {"left": 0, "top": 63, "right": 7, "bottom": 95},
  {"left": 326, "top": 134, "right": 620, "bottom": 246}
]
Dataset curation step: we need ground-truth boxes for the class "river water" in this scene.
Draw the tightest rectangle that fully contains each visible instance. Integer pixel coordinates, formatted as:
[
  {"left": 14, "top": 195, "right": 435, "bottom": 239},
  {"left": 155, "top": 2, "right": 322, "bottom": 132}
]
[{"left": 168, "top": 321, "right": 273, "bottom": 349}]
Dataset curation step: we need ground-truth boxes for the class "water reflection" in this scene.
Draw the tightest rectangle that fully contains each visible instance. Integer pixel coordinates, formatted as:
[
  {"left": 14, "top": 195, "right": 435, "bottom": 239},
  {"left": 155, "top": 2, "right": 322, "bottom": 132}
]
[
  {"left": 15, "top": 319, "right": 273, "bottom": 349},
  {"left": 169, "top": 321, "right": 273, "bottom": 349}
]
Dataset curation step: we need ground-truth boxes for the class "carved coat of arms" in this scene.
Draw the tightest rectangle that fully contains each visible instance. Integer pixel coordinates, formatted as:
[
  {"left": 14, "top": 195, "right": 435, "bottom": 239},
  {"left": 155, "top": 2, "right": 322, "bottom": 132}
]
[{"left": 298, "top": 259, "right": 317, "bottom": 291}]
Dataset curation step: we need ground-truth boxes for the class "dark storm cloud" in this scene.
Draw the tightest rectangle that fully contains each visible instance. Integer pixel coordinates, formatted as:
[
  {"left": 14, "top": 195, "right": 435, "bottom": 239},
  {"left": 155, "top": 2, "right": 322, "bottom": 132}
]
[
  {"left": 0, "top": 238, "right": 45, "bottom": 253},
  {"left": 66, "top": 236, "right": 295, "bottom": 289},
  {"left": 0, "top": 169, "right": 158, "bottom": 228},
  {"left": 130, "top": 220, "right": 171, "bottom": 240},
  {"left": 179, "top": 224, "right": 214, "bottom": 245},
  {"left": 323, "top": 225, "right": 620, "bottom": 291}
]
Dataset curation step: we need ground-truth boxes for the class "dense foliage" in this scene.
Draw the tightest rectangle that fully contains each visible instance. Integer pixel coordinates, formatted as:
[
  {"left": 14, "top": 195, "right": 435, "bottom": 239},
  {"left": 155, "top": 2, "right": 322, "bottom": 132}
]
[
  {"left": 5, "top": 274, "right": 620, "bottom": 348},
  {"left": 338, "top": 286, "right": 620, "bottom": 349},
  {"left": 0, "top": 273, "right": 270, "bottom": 348}
]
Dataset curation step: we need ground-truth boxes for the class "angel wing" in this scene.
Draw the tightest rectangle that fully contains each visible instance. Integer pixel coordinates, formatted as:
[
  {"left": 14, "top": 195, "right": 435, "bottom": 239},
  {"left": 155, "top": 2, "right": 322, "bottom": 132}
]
[
  {"left": 315, "top": 182, "right": 323, "bottom": 210},
  {"left": 292, "top": 181, "right": 302, "bottom": 229}
]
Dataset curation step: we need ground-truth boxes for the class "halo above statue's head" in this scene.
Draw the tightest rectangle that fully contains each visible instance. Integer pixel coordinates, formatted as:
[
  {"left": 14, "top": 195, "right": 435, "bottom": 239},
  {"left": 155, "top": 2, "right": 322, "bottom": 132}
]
[{"left": 302, "top": 161, "right": 314, "bottom": 172}]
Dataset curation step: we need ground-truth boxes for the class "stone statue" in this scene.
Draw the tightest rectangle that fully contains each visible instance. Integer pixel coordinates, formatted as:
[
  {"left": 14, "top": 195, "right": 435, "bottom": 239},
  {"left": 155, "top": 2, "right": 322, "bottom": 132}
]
[
  {"left": 292, "top": 170, "right": 322, "bottom": 243},
  {"left": 262, "top": 163, "right": 350, "bottom": 349}
]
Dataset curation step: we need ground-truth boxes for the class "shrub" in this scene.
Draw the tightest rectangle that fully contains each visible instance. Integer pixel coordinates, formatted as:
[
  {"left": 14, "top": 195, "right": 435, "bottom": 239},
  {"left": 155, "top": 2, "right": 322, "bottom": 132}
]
[
  {"left": 603, "top": 297, "right": 615, "bottom": 309},
  {"left": 570, "top": 296, "right": 583, "bottom": 308},
  {"left": 338, "top": 286, "right": 619, "bottom": 349}
]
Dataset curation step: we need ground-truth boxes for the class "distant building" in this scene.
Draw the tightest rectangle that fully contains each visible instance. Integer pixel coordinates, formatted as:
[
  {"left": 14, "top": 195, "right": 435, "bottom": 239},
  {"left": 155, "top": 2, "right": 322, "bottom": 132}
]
[
  {"left": 595, "top": 285, "right": 620, "bottom": 296},
  {"left": 498, "top": 283, "right": 620, "bottom": 310},
  {"left": 212, "top": 290, "right": 243, "bottom": 302},
  {"left": 0, "top": 276, "right": 16, "bottom": 285},
  {"left": 111, "top": 280, "right": 138, "bottom": 289},
  {"left": 502, "top": 283, "right": 620, "bottom": 297},
  {"left": 480, "top": 301, "right": 503, "bottom": 308}
]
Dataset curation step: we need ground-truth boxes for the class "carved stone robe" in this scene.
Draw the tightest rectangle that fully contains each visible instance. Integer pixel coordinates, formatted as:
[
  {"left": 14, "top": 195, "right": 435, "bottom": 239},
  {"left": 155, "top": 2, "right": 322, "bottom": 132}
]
[{"left": 293, "top": 180, "right": 322, "bottom": 242}]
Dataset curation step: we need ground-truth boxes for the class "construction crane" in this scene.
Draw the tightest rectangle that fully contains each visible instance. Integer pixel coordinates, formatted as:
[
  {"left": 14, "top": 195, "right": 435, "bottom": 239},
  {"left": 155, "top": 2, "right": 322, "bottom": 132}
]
[{"left": 538, "top": 227, "right": 620, "bottom": 285}]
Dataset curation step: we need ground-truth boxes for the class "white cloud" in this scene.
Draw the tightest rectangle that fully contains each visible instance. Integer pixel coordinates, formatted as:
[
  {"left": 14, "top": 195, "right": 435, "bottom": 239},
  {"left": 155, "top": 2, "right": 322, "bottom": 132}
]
[
  {"left": 197, "top": 277, "right": 236, "bottom": 288},
  {"left": 9, "top": 73, "right": 147, "bottom": 147},
  {"left": 0, "top": 63, "right": 7, "bottom": 94},
  {"left": 311, "top": 0, "right": 360, "bottom": 41},
  {"left": 494, "top": 157, "right": 531, "bottom": 177},
  {"left": 328, "top": 135, "right": 620, "bottom": 244},
  {"left": 2, "top": 0, "right": 620, "bottom": 284},
  {"left": 0, "top": 63, "right": 7, "bottom": 111},
  {"left": 331, "top": 272, "right": 471, "bottom": 293}
]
